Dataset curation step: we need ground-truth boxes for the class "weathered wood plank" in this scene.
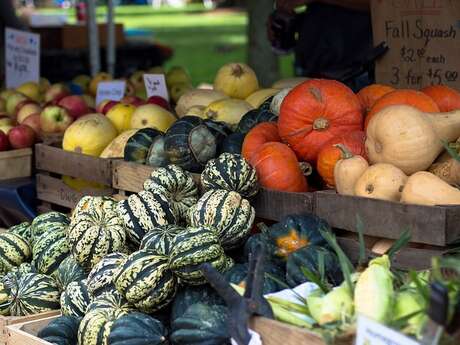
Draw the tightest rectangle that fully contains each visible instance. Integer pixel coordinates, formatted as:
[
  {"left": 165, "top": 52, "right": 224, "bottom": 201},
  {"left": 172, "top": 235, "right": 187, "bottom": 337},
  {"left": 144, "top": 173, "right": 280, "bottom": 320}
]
[
  {"left": 36, "top": 174, "right": 113, "bottom": 209},
  {"left": 112, "top": 161, "right": 155, "bottom": 192},
  {"left": 0, "top": 148, "right": 32, "bottom": 180},
  {"left": 316, "top": 190, "right": 460, "bottom": 246},
  {"left": 3, "top": 311, "right": 59, "bottom": 345},
  {"left": 35, "top": 144, "right": 113, "bottom": 185}
]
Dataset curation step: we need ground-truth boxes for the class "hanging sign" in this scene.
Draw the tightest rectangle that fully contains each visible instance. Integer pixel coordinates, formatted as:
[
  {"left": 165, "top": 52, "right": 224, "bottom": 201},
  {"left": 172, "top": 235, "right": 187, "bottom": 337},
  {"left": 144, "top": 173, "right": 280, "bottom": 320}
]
[
  {"left": 356, "top": 315, "right": 420, "bottom": 345},
  {"left": 144, "top": 74, "right": 169, "bottom": 101}
]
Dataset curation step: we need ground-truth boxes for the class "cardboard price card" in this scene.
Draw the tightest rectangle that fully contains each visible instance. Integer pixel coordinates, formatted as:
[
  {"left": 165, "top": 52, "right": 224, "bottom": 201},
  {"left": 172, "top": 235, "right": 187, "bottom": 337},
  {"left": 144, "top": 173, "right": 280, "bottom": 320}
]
[
  {"left": 96, "top": 81, "right": 126, "bottom": 106},
  {"left": 144, "top": 74, "right": 169, "bottom": 101},
  {"left": 371, "top": 0, "right": 460, "bottom": 89},
  {"left": 5, "top": 28, "right": 40, "bottom": 88},
  {"left": 356, "top": 316, "right": 420, "bottom": 345}
]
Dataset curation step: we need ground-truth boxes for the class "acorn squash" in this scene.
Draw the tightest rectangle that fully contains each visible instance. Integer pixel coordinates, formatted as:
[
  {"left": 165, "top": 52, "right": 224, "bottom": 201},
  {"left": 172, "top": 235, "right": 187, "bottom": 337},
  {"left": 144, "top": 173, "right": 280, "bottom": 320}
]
[
  {"left": 109, "top": 312, "right": 168, "bottom": 345},
  {"left": 124, "top": 128, "right": 163, "bottom": 164}
]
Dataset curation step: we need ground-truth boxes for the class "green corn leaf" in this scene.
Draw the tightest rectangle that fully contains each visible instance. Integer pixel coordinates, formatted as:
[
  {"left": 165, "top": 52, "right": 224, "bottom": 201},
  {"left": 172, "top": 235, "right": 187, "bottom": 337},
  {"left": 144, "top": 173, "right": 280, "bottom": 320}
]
[
  {"left": 300, "top": 266, "right": 330, "bottom": 294},
  {"left": 318, "top": 250, "right": 326, "bottom": 283},
  {"left": 443, "top": 140, "right": 460, "bottom": 163},
  {"left": 387, "top": 229, "right": 411, "bottom": 259},
  {"left": 409, "top": 270, "right": 430, "bottom": 301},
  {"left": 356, "top": 215, "right": 367, "bottom": 267}
]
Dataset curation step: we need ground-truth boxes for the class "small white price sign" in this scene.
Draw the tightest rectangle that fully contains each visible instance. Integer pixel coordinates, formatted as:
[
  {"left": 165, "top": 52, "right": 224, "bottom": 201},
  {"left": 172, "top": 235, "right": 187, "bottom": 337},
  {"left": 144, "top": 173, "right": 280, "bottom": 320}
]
[
  {"left": 143, "top": 74, "right": 169, "bottom": 101},
  {"left": 356, "top": 316, "right": 420, "bottom": 345},
  {"left": 5, "top": 28, "right": 40, "bottom": 88},
  {"left": 96, "top": 81, "right": 126, "bottom": 106}
]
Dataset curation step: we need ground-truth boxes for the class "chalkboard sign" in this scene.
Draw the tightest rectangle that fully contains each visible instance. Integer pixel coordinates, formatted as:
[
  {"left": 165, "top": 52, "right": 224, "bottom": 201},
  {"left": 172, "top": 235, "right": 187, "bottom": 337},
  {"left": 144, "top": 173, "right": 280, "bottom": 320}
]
[{"left": 371, "top": 0, "right": 460, "bottom": 89}]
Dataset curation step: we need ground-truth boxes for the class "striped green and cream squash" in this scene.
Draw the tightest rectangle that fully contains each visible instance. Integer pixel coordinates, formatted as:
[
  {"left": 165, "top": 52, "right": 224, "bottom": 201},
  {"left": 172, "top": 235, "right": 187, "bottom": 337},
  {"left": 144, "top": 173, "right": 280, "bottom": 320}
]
[
  {"left": 87, "top": 290, "right": 134, "bottom": 314},
  {"left": 60, "top": 279, "right": 92, "bottom": 317},
  {"left": 113, "top": 250, "right": 177, "bottom": 313},
  {"left": 143, "top": 165, "right": 199, "bottom": 221},
  {"left": 8, "top": 222, "right": 31, "bottom": 240},
  {"left": 140, "top": 225, "right": 184, "bottom": 256},
  {"left": 32, "top": 228, "right": 70, "bottom": 277},
  {"left": 168, "top": 226, "right": 233, "bottom": 285},
  {"left": 201, "top": 153, "right": 259, "bottom": 198},
  {"left": 87, "top": 252, "right": 127, "bottom": 297},
  {"left": 55, "top": 256, "right": 87, "bottom": 291},
  {"left": 78, "top": 308, "right": 126, "bottom": 345},
  {"left": 68, "top": 207, "right": 126, "bottom": 270},
  {"left": 0, "top": 282, "right": 10, "bottom": 315},
  {"left": 71, "top": 196, "right": 117, "bottom": 221},
  {"left": 9, "top": 273, "right": 60, "bottom": 316},
  {"left": 2, "top": 263, "right": 36, "bottom": 291},
  {"left": 0, "top": 232, "right": 31, "bottom": 273},
  {"left": 116, "top": 190, "right": 177, "bottom": 246},
  {"left": 188, "top": 189, "right": 255, "bottom": 249},
  {"left": 30, "top": 212, "right": 70, "bottom": 243}
]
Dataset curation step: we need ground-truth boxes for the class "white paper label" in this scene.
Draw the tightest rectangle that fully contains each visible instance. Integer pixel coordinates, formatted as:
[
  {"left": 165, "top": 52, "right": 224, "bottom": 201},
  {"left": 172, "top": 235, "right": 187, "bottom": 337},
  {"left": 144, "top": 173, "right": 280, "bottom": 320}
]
[
  {"left": 5, "top": 28, "right": 40, "bottom": 88},
  {"left": 96, "top": 81, "right": 126, "bottom": 106},
  {"left": 143, "top": 74, "right": 169, "bottom": 101},
  {"left": 356, "top": 315, "right": 420, "bottom": 345}
]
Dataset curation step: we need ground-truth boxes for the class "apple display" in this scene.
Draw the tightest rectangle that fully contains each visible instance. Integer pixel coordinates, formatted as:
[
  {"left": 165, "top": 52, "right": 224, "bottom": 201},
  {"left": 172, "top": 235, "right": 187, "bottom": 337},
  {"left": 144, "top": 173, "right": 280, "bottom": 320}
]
[
  {"left": 17, "top": 102, "right": 42, "bottom": 123},
  {"left": 44, "top": 83, "right": 70, "bottom": 104},
  {"left": 58, "top": 95, "right": 90, "bottom": 119},
  {"left": 8, "top": 125, "right": 35, "bottom": 149},
  {"left": 0, "top": 131, "right": 9, "bottom": 151},
  {"left": 40, "top": 106, "right": 73, "bottom": 133},
  {"left": 121, "top": 96, "right": 144, "bottom": 107},
  {"left": 22, "top": 114, "right": 41, "bottom": 135},
  {"left": 146, "top": 96, "right": 171, "bottom": 111},
  {"left": 6, "top": 92, "right": 28, "bottom": 116},
  {"left": 89, "top": 72, "right": 113, "bottom": 96}
]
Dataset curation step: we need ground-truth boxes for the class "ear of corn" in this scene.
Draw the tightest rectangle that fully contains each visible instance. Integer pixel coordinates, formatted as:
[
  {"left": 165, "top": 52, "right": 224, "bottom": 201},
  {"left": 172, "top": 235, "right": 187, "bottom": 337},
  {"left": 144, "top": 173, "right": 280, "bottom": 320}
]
[{"left": 392, "top": 290, "right": 427, "bottom": 338}]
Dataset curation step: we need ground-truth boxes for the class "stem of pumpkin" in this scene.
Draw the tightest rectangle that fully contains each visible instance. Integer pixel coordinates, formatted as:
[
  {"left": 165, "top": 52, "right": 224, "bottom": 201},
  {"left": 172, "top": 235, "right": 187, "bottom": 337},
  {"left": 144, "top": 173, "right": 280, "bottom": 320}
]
[
  {"left": 299, "top": 162, "right": 313, "bottom": 177},
  {"left": 312, "top": 117, "right": 329, "bottom": 130},
  {"left": 334, "top": 144, "right": 353, "bottom": 159}
]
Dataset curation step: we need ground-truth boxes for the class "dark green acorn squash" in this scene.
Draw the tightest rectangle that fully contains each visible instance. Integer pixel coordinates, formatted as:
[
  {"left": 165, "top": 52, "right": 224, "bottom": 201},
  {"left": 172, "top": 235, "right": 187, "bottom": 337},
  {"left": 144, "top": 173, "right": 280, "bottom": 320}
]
[
  {"left": 124, "top": 128, "right": 163, "bottom": 164},
  {"left": 203, "top": 119, "right": 233, "bottom": 153},
  {"left": 267, "top": 215, "right": 329, "bottom": 259},
  {"left": 170, "top": 303, "right": 230, "bottom": 345},
  {"left": 258, "top": 96, "right": 274, "bottom": 111},
  {"left": 38, "top": 315, "right": 81, "bottom": 345},
  {"left": 286, "top": 245, "right": 343, "bottom": 287},
  {"left": 146, "top": 135, "right": 170, "bottom": 168},
  {"left": 219, "top": 132, "right": 245, "bottom": 155},
  {"left": 164, "top": 116, "right": 216, "bottom": 173},
  {"left": 201, "top": 153, "right": 258, "bottom": 198},
  {"left": 171, "top": 285, "right": 224, "bottom": 323},
  {"left": 108, "top": 312, "right": 168, "bottom": 345},
  {"left": 236, "top": 109, "right": 277, "bottom": 135}
]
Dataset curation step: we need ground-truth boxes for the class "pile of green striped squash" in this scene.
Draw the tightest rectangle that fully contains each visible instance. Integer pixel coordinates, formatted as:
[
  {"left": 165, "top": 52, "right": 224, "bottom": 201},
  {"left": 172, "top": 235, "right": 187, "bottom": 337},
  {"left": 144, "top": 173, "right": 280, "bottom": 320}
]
[{"left": 0, "top": 152, "right": 271, "bottom": 345}]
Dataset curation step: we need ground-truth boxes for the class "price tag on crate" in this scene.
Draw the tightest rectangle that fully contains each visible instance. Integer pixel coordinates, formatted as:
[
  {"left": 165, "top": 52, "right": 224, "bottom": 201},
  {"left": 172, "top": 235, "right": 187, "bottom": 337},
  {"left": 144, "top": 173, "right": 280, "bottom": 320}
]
[
  {"left": 96, "top": 81, "right": 126, "bottom": 107},
  {"left": 371, "top": 0, "right": 460, "bottom": 89},
  {"left": 5, "top": 28, "right": 40, "bottom": 88},
  {"left": 356, "top": 315, "right": 420, "bottom": 345},
  {"left": 144, "top": 74, "right": 169, "bottom": 101}
]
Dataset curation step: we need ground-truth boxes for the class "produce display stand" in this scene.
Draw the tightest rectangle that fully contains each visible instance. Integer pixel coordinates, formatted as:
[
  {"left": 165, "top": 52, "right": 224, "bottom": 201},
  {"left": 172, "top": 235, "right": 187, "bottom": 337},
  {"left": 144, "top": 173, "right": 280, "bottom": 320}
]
[
  {"left": 35, "top": 144, "right": 114, "bottom": 213},
  {"left": 0, "top": 149, "right": 32, "bottom": 181},
  {"left": 1, "top": 311, "right": 59, "bottom": 345}
]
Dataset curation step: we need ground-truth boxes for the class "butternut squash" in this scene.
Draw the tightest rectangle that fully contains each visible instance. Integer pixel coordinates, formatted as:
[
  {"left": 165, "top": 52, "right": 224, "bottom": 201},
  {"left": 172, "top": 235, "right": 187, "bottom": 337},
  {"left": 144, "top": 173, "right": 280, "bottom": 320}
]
[
  {"left": 400, "top": 171, "right": 460, "bottom": 205},
  {"left": 428, "top": 141, "right": 460, "bottom": 185},
  {"left": 366, "top": 105, "right": 460, "bottom": 175},
  {"left": 334, "top": 144, "right": 369, "bottom": 196},
  {"left": 354, "top": 163, "right": 408, "bottom": 202}
]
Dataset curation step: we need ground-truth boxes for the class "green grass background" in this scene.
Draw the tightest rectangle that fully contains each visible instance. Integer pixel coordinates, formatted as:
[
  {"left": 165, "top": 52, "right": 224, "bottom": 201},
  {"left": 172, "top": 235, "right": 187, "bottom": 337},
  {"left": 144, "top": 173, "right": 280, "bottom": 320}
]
[{"left": 38, "top": 4, "right": 295, "bottom": 84}]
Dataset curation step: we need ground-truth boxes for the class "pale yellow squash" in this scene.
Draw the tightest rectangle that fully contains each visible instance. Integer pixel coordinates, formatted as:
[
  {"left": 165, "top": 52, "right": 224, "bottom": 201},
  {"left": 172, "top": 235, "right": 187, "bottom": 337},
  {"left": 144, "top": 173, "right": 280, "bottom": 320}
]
[
  {"left": 270, "top": 87, "right": 292, "bottom": 116},
  {"left": 334, "top": 145, "right": 369, "bottom": 196},
  {"left": 203, "top": 98, "right": 253, "bottom": 129},
  {"left": 186, "top": 105, "right": 206, "bottom": 117},
  {"left": 130, "top": 104, "right": 176, "bottom": 132},
  {"left": 213, "top": 63, "right": 259, "bottom": 99},
  {"left": 175, "top": 89, "right": 228, "bottom": 117},
  {"left": 401, "top": 171, "right": 460, "bottom": 205},
  {"left": 106, "top": 103, "right": 136, "bottom": 134},
  {"left": 63, "top": 113, "right": 117, "bottom": 156},
  {"left": 100, "top": 129, "right": 137, "bottom": 158},
  {"left": 245, "top": 88, "right": 279, "bottom": 108},
  {"left": 354, "top": 163, "right": 408, "bottom": 202},
  {"left": 366, "top": 105, "right": 460, "bottom": 175}
]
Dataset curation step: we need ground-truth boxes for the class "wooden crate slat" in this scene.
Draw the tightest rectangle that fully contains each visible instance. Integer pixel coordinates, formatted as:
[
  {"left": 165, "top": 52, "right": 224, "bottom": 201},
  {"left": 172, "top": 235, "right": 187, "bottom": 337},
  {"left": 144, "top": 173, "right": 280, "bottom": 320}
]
[
  {"left": 35, "top": 144, "right": 112, "bottom": 185},
  {"left": 36, "top": 174, "right": 113, "bottom": 209},
  {"left": 315, "top": 190, "right": 460, "bottom": 246},
  {"left": 0, "top": 148, "right": 32, "bottom": 180},
  {"left": 112, "top": 161, "right": 155, "bottom": 192},
  {"left": 3, "top": 311, "right": 59, "bottom": 345}
]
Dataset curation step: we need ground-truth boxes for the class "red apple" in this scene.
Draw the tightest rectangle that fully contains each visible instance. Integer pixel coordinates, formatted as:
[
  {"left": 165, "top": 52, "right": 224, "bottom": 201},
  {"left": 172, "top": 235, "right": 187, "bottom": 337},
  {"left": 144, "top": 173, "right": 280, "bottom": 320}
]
[
  {"left": 22, "top": 113, "right": 41, "bottom": 135},
  {"left": 17, "top": 101, "right": 42, "bottom": 123},
  {"left": 40, "top": 106, "right": 73, "bottom": 133},
  {"left": 121, "top": 96, "right": 144, "bottom": 107},
  {"left": 102, "top": 101, "right": 118, "bottom": 115},
  {"left": 0, "top": 131, "right": 9, "bottom": 151},
  {"left": 58, "top": 95, "right": 90, "bottom": 119},
  {"left": 44, "top": 84, "right": 70, "bottom": 104},
  {"left": 146, "top": 96, "right": 171, "bottom": 111},
  {"left": 8, "top": 125, "right": 35, "bottom": 149}
]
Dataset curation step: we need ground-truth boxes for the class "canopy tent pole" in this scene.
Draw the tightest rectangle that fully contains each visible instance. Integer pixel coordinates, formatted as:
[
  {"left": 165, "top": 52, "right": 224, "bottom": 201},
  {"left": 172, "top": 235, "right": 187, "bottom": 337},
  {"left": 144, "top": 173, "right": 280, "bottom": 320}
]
[
  {"left": 86, "top": 0, "right": 100, "bottom": 76},
  {"left": 107, "top": 0, "right": 116, "bottom": 76}
]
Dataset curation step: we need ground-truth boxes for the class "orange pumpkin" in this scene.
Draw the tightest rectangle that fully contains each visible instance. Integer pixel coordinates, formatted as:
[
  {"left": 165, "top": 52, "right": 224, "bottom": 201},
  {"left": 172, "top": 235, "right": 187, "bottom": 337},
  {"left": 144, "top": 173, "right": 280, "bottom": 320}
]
[
  {"left": 278, "top": 79, "right": 363, "bottom": 162},
  {"left": 250, "top": 142, "right": 308, "bottom": 193},
  {"left": 365, "top": 89, "right": 440, "bottom": 128},
  {"left": 242, "top": 122, "right": 280, "bottom": 162},
  {"left": 357, "top": 84, "right": 394, "bottom": 114},
  {"left": 421, "top": 85, "right": 460, "bottom": 112},
  {"left": 316, "top": 131, "right": 367, "bottom": 187}
]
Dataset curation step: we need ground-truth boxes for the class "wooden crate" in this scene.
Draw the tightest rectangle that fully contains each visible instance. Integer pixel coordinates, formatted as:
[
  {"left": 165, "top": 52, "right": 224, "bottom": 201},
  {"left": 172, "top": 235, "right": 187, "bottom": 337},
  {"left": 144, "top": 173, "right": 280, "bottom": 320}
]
[
  {"left": 0, "top": 149, "right": 32, "bottom": 181},
  {"left": 316, "top": 190, "right": 460, "bottom": 247},
  {"left": 2, "top": 311, "right": 59, "bottom": 345},
  {"left": 35, "top": 144, "right": 114, "bottom": 213},
  {"left": 251, "top": 317, "right": 354, "bottom": 345},
  {"left": 111, "top": 160, "right": 315, "bottom": 220}
]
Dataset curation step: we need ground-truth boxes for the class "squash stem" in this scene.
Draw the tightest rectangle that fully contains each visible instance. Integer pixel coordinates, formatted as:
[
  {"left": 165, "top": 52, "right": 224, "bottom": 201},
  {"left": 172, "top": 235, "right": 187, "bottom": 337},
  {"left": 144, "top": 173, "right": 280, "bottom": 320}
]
[{"left": 334, "top": 144, "right": 353, "bottom": 160}]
